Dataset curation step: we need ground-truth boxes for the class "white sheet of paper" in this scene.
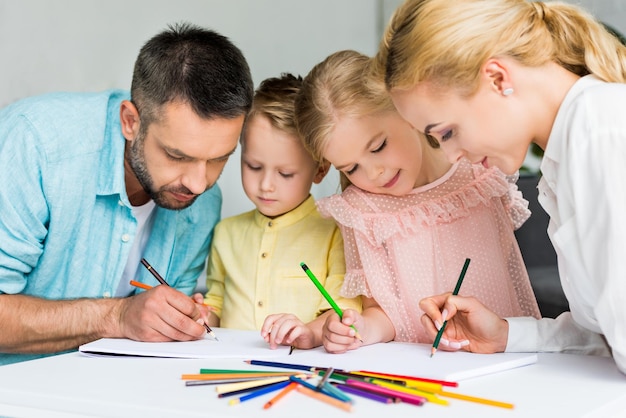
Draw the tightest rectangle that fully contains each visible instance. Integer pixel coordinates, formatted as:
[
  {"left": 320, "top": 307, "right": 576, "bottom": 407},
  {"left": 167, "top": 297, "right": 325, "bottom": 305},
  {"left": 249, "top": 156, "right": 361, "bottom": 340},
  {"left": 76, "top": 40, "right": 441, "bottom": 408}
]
[
  {"left": 78, "top": 327, "right": 289, "bottom": 359},
  {"left": 283, "top": 341, "right": 538, "bottom": 381},
  {"left": 79, "top": 329, "right": 536, "bottom": 381}
]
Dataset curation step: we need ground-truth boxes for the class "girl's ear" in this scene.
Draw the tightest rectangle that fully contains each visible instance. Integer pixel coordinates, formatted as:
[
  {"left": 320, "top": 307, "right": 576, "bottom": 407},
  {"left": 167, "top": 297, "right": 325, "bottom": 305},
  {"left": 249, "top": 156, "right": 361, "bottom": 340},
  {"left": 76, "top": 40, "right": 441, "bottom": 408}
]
[
  {"left": 120, "top": 100, "right": 141, "bottom": 142},
  {"left": 313, "top": 161, "right": 331, "bottom": 184}
]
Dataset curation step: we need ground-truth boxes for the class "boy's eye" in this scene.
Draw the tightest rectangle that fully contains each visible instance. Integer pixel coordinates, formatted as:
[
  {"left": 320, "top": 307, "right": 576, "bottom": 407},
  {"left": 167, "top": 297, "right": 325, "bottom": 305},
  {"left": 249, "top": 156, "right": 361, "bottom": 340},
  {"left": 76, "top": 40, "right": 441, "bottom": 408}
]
[
  {"left": 245, "top": 162, "right": 261, "bottom": 170},
  {"left": 372, "top": 139, "right": 387, "bottom": 153},
  {"left": 280, "top": 172, "right": 294, "bottom": 179}
]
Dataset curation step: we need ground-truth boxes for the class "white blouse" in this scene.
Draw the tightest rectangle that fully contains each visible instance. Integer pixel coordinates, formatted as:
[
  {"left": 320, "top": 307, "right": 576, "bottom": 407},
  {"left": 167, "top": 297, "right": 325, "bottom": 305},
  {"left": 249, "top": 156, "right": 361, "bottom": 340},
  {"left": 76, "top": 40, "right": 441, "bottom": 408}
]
[{"left": 506, "top": 75, "right": 626, "bottom": 374}]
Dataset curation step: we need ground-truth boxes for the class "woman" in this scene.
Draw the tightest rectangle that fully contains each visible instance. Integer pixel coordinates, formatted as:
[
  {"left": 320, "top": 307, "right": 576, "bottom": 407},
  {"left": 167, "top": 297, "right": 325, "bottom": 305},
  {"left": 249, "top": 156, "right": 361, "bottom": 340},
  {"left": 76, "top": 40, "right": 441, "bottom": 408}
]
[{"left": 374, "top": 0, "right": 626, "bottom": 374}]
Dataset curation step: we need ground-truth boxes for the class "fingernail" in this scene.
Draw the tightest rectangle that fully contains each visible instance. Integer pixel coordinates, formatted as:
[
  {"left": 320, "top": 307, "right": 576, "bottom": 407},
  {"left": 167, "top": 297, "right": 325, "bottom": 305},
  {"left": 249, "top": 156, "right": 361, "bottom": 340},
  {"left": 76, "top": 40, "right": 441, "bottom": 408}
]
[
  {"left": 440, "top": 338, "right": 450, "bottom": 346},
  {"left": 441, "top": 309, "right": 448, "bottom": 322},
  {"left": 196, "top": 318, "right": 204, "bottom": 325},
  {"left": 460, "top": 340, "right": 470, "bottom": 347},
  {"left": 435, "top": 320, "right": 442, "bottom": 330},
  {"left": 448, "top": 341, "right": 462, "bottom": 349}
]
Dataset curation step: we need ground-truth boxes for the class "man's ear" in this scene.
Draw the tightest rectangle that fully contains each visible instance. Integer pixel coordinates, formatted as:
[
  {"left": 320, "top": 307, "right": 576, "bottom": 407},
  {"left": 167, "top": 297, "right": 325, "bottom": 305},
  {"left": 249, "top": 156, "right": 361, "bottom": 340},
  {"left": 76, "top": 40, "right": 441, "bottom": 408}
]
[
  {"left": 119, "top": 100, "right": 141, "bottom": 142},
  {"left": 313, "top": 160, "right": 331, "bottom": 184},
  {"left": 482, "top": 58, "right": 514, "bottom": 96}
]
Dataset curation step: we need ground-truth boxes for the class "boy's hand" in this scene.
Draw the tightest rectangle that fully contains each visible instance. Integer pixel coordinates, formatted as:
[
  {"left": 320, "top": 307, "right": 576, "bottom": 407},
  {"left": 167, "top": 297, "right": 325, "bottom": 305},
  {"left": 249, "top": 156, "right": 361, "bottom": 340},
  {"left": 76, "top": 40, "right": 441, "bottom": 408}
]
[{"left": 261, "top": 313, "right": 316, "bottom": 349}]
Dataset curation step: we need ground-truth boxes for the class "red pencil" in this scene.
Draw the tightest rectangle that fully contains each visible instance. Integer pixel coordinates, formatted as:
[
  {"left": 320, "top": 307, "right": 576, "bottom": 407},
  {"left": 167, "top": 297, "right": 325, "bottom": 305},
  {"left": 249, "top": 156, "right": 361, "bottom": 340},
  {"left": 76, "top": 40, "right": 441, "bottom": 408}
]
[{"left": 354, "top": 370, "right": 458, "bottom": 387}]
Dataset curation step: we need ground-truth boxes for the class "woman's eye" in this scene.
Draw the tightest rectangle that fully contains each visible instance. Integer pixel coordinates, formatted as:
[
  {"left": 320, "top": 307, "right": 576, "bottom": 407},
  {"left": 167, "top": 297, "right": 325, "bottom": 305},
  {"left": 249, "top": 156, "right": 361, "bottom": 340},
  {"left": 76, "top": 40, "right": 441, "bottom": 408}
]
[
  {"left": 372, "top": 139, "right": 387, "bottom": 153},
  {"left": 346, "top": 165, "right": 358, "bottom": 176},
  {"left": 441, "top": 130, "right": 453, "bottom": 142}
]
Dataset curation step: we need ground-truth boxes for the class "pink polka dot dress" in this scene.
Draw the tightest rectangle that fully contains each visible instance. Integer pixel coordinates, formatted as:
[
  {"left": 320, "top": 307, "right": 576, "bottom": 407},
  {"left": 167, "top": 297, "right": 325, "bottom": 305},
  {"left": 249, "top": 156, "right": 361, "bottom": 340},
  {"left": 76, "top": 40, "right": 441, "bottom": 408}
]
[{"left": 317, "top": 159, "right": 541, "bottom": 343}]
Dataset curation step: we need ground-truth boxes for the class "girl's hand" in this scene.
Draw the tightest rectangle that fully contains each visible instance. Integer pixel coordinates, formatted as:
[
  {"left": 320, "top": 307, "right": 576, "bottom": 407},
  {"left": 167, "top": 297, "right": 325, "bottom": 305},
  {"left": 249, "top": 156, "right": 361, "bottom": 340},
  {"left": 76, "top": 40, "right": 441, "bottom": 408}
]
[{"left": 321, "top": 309, "right": 363, "bottom": 354}]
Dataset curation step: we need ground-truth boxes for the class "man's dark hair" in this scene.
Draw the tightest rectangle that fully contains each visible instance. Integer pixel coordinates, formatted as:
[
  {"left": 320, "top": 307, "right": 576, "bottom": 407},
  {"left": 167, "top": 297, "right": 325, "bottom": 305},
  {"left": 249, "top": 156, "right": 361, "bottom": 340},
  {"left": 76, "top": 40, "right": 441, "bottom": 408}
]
[{"left": 131, "top": 22, "right": 253, "bottom": 126}]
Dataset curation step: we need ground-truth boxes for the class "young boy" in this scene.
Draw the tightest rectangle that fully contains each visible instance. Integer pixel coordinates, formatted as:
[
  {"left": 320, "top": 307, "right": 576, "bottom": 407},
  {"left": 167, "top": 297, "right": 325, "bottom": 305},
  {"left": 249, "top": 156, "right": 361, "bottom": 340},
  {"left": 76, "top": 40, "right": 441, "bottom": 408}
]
[{"left": 204, "top": 73, "right": 361, "bottom": 350}]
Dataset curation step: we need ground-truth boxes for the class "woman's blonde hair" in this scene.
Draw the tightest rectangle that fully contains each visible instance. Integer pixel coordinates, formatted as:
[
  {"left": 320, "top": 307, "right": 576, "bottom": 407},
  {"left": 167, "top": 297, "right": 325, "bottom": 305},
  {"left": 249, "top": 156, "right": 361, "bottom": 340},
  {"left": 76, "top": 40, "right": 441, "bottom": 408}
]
[
  {"left": 376, "top": 0, "right": 626, "bottom": 96},
  {"left": 295, "top": 50, "right": 412, "bottom": 190}
]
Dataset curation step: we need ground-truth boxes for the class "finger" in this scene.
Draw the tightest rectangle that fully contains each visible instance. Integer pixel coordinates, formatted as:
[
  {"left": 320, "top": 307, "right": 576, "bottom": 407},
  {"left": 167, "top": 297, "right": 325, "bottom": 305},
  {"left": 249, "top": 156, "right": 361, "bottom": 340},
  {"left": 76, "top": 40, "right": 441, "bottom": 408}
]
[
  {"left": 419, "top": 293, "right": 450, "bottom": 320},
  {"left": 261, "top": 314, "right": 280, "bottom": 338},
  {"left": 269, "top": 317, "right": 300, "bottom": 345},
  {"left": 191, "top": 293, "right": 205, "bottom": 305}
]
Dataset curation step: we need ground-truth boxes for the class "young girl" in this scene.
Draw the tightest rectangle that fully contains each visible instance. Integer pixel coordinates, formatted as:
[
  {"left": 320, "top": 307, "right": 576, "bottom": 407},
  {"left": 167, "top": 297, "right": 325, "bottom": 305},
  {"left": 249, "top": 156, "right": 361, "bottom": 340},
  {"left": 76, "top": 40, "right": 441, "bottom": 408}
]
[
  {"left": 378, "top": 0, "right": 626, "bottom": 373},
  {"left": 294, "top": 50, "right": 540, "bottom": 353}
]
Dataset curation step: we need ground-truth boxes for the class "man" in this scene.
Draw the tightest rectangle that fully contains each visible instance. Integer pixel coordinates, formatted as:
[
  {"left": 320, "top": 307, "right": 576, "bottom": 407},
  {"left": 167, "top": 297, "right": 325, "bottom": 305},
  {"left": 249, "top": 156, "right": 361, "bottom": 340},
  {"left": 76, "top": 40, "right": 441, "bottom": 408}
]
[{"left": 0, "top": 22, "right": 253, "bottom": 365}]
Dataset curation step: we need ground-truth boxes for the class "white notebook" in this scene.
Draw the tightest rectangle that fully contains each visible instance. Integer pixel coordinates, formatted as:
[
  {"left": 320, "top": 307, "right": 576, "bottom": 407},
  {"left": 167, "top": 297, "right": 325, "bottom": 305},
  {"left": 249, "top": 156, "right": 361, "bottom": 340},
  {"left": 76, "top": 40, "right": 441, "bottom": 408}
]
[
  {"left": 284, "top": 341, "right": 538, "bottom": 381},
  {"left": 79, "top": 328, "right": 536, "bottom": 381},
  {"left": 78, "top": 327, "right": 289, "bottom": 359}
]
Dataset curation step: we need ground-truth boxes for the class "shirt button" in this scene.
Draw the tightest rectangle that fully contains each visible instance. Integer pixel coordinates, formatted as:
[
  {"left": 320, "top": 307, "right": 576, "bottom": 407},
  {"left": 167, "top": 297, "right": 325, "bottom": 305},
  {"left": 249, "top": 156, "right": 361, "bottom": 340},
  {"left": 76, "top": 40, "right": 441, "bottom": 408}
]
[
  {"left": 257, "top": 301, "right": 263, "bottom": 307},
  {"left": 268, "top": 221, "right": 273, "bottom": 227},
  {"left": 261, "top": 252, "right": 268, "bottom": 258},
  {"left": 121, "top": 234, "right": 130, "bottom": 242},
  {"left": 103, "top": 291, "right": 111, "bottom": 298}
]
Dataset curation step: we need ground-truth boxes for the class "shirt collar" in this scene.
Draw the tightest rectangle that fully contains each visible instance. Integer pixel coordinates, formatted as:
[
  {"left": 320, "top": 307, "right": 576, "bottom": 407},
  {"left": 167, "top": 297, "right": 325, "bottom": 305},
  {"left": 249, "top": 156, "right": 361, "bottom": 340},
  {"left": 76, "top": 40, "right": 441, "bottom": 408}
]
[
  {"left": 96, "top": 91, "right": 131, "bottom": 204},
  {"left": 253, "top": 194, "right": 317, "bottom": 229}
]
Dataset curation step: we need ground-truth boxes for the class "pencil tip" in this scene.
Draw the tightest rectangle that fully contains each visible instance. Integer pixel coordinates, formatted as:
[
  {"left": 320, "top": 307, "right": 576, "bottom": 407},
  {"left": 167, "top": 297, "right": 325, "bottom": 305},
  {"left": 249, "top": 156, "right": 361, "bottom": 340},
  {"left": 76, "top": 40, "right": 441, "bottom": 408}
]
[{"left": 430, "top": 348, "right": 436, "bottom": 358}]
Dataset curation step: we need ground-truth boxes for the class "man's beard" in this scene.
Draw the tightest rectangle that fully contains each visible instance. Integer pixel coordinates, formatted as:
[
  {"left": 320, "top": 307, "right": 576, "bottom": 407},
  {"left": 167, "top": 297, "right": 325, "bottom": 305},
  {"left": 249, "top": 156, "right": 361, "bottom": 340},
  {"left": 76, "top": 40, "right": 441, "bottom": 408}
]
[{"left": 126, "top": 131, "right": 199, "bottom": 211}]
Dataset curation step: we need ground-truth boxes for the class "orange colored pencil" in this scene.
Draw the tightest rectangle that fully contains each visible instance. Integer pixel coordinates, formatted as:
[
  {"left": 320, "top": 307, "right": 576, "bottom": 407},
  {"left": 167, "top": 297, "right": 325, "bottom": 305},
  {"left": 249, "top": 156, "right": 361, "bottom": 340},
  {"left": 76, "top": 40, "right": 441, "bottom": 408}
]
[
  {"left": 129, "top": 280, "right": 152, "bottom": 291},
  {"left": 263, "top": 382, "right": 298, "bottom": 409},
  {"left": 296, "top": 385, "right": 353, "bottom": 412},
  {"left": 439, "top": 390, "right": 514, "bottom": 409}
]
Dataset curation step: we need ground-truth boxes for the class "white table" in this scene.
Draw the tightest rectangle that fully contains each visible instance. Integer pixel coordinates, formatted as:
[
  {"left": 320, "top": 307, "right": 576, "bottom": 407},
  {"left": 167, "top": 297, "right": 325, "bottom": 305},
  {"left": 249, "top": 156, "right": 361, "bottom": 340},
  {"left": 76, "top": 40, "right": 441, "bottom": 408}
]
[{"left": 0, "top": 347, "right": 625, "bottom": 417}]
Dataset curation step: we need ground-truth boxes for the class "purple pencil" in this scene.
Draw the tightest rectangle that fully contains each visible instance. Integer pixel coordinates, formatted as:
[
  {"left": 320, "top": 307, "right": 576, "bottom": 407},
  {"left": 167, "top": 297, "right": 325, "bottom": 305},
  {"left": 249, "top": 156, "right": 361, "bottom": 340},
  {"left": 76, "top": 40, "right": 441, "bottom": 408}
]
[
  {"left": 345, "top": 379, "right": 426, "bottom": 406},
  {"left": 335, "top": 384, "right": 393, "bottom": 404}
]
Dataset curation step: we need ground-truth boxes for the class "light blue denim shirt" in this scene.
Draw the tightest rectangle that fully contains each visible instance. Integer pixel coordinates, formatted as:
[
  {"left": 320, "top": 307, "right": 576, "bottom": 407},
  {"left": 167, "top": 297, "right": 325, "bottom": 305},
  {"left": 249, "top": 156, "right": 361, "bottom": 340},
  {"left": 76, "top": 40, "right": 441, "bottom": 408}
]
[{"left": 0, "top": 90, "right": 222, "bottom": 365}]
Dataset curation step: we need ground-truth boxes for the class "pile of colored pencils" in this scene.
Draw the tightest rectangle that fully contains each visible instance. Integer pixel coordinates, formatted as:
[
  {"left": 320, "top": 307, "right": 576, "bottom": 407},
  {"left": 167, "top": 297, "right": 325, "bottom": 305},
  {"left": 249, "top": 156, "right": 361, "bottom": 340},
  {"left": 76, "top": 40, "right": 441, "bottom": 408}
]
[{"left": 181, "top": 360, "right": 514, "bottom": 411}]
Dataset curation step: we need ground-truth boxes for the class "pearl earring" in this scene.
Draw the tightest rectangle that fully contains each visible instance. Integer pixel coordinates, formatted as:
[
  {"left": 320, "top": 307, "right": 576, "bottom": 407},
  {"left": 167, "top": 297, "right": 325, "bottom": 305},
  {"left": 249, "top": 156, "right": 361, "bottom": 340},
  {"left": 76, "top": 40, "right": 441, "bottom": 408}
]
[{"left": 503, "top": 88, "right": 514, "bottom": 96}]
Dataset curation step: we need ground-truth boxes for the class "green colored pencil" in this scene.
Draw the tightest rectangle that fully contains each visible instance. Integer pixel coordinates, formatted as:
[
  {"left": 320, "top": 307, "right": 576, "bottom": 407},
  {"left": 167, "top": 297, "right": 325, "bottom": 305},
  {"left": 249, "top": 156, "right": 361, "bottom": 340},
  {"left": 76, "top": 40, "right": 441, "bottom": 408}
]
[
  {"left": 431, "top": 258, "right": 471, "bottom": 357},
  {"left": 300, "top": 262, "right": 363, "bottom": 342}
]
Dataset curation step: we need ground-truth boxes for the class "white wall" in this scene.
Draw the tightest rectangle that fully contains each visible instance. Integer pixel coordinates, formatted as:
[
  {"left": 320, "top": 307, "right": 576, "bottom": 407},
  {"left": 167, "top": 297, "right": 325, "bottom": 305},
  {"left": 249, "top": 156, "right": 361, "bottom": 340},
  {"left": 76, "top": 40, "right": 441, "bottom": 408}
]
[
  {"left": 0, "top": 0, "right": 382, "bottom": 218},
  {"left": 2, "top": 1, "right": 625, "bottom": 219}
]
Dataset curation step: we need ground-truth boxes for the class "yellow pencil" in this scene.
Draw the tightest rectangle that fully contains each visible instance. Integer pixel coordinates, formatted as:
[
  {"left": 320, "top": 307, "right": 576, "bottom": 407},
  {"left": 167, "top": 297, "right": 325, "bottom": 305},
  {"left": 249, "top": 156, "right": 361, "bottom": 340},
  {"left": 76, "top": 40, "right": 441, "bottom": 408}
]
[
  {"left": 439, "top": 390, "right": 514, "bottom": 409},
  {"left": 215, "top": 376, "right": 292, "bottom": 394},
  {"left": 370, "top": 379, "right": 448, "bottom": 406}
]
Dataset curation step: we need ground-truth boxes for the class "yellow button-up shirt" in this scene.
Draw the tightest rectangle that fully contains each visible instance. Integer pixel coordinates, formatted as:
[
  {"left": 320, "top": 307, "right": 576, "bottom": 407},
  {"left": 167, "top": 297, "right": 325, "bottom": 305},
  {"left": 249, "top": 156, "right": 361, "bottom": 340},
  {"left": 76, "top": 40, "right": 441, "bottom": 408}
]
[{"left": 205, "top": 195, "right": 361, "bottom": 330}]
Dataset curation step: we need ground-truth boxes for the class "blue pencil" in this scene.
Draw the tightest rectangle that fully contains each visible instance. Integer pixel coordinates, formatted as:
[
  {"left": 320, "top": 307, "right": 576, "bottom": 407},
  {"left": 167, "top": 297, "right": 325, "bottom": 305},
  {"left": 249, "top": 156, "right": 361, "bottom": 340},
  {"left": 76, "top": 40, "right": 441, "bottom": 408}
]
[
  {"left": 228, "top": 380, "right": 291, "bottom": 405},
  {"left": 289, "top": 376, "right": 351, "bottom": 404},
  {"left": 244, "top": 359, "right": 321, "bottom": 372}
]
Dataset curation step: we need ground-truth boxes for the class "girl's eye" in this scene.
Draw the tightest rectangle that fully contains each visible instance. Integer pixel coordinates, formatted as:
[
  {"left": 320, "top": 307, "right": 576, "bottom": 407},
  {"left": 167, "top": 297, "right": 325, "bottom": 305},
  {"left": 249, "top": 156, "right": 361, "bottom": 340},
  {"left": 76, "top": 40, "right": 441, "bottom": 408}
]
[
  {"left": 245, "top": 162, "right": 261, "bottom": 170},
  {"left": 279, "top": 172, "right": 294, "bottom": 179},
  {"left": 346, "top": 165, "right": 358, "bottom": 176},
  {"left": 372, "top": 139, "right": 387, "bottom": 153}
]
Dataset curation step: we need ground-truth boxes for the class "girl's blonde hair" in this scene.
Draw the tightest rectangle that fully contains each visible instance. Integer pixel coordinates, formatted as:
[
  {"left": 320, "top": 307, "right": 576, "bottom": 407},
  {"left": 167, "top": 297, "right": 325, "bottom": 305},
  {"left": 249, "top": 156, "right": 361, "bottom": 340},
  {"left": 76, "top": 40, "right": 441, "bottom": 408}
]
[
  {"left": 376, "top": 0, "right": 626, "bottom": 96},
  {"left": 295, "top": 50, "right": 432, "bottom": 190}
]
